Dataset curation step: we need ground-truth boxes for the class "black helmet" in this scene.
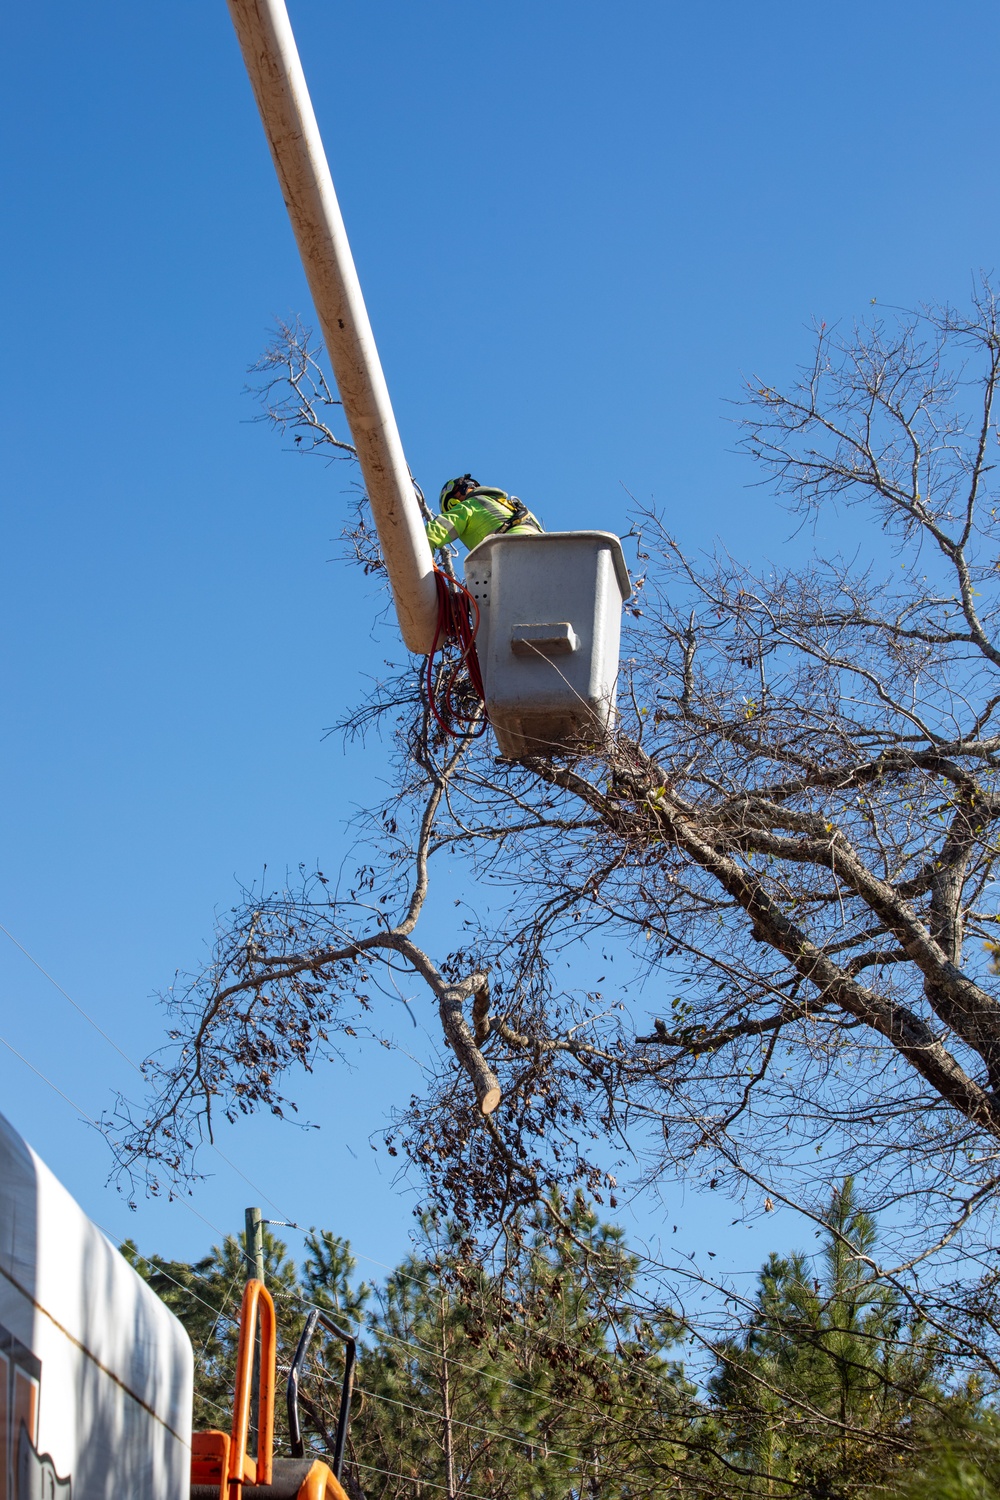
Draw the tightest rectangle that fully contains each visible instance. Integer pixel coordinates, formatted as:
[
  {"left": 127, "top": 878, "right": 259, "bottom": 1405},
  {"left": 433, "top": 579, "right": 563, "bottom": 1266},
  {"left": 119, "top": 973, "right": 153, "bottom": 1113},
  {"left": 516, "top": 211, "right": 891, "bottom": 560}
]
[{"left": 440, "top": 474, "right": 478, "bottom": 511}]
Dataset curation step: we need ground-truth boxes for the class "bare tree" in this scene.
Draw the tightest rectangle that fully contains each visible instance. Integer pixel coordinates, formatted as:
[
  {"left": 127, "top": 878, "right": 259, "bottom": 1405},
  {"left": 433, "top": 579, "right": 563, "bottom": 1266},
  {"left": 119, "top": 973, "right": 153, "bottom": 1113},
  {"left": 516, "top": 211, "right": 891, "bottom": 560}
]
[{"left": 117, "top": 282, "right": 1000, "bottom": 1373}]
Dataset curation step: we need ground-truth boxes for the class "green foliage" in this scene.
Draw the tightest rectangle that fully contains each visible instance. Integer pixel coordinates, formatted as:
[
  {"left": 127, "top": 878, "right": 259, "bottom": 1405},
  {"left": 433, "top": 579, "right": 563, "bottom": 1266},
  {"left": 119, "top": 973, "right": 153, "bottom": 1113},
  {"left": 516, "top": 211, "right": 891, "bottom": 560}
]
[
  {"left": 857, "top": 1414, "right": 1000, "bottom": 1498},
  {"left": 127, "top": 1188, "right": 1000, "bottom": 1499},
  {"left": 709, "top": 1180, "right": 983, "bottom": 1498},
  {"left": 121, "top": 1224, "right": 367, "bottom": 1434},
  {"left": 127, "top": 1195, "right": 698, "bottom": 1497},
  {"left": 346, "top": 1196, "right": 694, "bottom": 1498}
]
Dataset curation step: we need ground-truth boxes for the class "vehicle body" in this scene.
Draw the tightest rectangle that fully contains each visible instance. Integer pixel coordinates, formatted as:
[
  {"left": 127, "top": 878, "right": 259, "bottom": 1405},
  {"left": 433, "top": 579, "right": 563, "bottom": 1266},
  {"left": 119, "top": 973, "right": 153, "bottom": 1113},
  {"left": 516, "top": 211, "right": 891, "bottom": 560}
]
[{"left": 0, "top": 1110, "right": 192, "bottom": 1500}]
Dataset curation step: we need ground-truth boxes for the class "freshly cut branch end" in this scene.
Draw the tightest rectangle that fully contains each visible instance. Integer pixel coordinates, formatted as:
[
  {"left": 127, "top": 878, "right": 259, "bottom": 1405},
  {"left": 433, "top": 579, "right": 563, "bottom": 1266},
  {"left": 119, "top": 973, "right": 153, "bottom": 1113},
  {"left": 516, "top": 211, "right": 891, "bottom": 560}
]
[
  {"left": 478, "top": 1084, "right": 502, "bottom": 1116},
  {"left": 438, "top": 986, "right": 502, "bottom": 1115}
]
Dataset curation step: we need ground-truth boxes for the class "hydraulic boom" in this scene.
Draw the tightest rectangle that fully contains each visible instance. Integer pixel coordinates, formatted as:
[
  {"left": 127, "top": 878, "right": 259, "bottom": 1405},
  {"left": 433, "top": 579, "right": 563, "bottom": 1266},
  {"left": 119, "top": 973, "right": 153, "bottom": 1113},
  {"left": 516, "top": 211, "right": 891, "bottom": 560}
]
[{"left": 225, "top": 0, "right": 438, "bottom": 654}]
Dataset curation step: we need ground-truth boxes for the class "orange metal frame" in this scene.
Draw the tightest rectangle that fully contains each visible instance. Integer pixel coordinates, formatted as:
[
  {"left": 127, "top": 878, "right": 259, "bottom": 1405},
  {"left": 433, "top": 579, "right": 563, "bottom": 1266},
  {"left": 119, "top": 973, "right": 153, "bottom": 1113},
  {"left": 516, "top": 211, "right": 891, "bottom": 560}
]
[
  {"left": 229, "top": 1279, "right": 276, "bottom": 1490},
  {"left": 298, "top": 1463, "right": 348, "bottom": 1500},
  {"left": 191, "top": 1278, "right": 349, "bottom": 1500},
  {"left": 190, "top": 1279, "right": 275, "bottom": 1500}
]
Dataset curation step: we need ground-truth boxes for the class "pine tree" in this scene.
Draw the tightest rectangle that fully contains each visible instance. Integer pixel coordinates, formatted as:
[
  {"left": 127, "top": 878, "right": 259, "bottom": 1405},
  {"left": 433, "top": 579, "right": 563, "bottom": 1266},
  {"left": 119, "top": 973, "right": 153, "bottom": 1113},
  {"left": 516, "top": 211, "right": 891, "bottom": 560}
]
[
  {"left": 123, "top": 1226, "right": 311, "bottom": 1432},
  {"left": 127, "top": 1200, "right": 696, "bottom": 1498},
  {"left": 709, "top": 1180, "right": 959, "bottom": 1498},
  {"left": 129, "top": 1191, "right": 999, "bottom": 1498}
]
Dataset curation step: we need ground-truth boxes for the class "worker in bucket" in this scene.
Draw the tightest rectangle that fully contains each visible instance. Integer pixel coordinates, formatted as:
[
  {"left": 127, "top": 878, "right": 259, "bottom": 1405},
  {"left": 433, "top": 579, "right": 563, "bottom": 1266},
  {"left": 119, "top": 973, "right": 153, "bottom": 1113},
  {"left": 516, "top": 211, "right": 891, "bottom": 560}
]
[{"left": 425, "top": 474, "right": 543, "bottom": 553}]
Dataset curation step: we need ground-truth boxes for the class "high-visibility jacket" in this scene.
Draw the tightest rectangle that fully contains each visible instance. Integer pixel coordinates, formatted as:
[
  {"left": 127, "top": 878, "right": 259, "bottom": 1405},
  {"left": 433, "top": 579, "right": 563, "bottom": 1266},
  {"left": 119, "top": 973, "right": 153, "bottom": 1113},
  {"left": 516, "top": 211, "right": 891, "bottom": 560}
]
[{"left": 425, "top": 487, "right": 543, "bottom": 552}]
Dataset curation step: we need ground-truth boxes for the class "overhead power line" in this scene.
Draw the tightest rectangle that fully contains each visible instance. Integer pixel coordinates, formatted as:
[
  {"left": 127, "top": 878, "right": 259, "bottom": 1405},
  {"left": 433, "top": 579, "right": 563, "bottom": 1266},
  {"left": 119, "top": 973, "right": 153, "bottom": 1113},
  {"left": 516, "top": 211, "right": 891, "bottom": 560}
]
[
  {"left": 0, "top": 931, "right": 682, "bottom": 1427},
  {"left": 101, "top": 1223, "right": 630, "bottom": 1449},
  {"left": 0, "top": 928, "right": 699, "bottom": 1486},
  {"left": 0, "top": 922, "right": 726, "bottom": 1425},
  {"left": 0, "top": 921, "right": 721, "bottom": 1287},
  {"left": 0, "top": 1009, "right": 599, "bottom": 1448},
  {"left": 0, "top": 918, "right": 752, "bottom": 1304},
  {"left": 0, "top": 921, "right": 139, "bottom": 1069},
  {"left": 0, "top": 1032, "right": 100, "bottom": 1125},
  {"left": 353, "top": 1461, "right": 496, "bottom": 1500},
  {"left": 108, "top": 1233, "right": 601, "bottom": 1474},
  {"left": 353, "top": 1385, "right": 582, "bottom": 1465},
  {"left": 265, "top": 1279, "right": 625, "bottom": 1435},
  {"left": 0, "top": 921, "right": 306, "bottom": 1225}
]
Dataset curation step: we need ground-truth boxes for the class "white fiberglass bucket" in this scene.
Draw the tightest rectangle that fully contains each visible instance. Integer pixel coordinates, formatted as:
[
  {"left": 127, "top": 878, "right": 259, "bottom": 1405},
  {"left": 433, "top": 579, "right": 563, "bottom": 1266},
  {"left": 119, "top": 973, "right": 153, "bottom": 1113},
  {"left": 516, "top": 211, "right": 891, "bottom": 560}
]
[{"left": 465, "top": 531, "right": 631, "bottom": 758}]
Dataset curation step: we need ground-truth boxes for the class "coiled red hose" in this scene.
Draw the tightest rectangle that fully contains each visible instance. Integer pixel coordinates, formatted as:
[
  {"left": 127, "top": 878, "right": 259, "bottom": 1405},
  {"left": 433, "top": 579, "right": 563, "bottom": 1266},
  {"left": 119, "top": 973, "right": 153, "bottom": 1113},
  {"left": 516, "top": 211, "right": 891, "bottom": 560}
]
[{"left": 425, "top": 568, "right": 488, "bottom": 738}]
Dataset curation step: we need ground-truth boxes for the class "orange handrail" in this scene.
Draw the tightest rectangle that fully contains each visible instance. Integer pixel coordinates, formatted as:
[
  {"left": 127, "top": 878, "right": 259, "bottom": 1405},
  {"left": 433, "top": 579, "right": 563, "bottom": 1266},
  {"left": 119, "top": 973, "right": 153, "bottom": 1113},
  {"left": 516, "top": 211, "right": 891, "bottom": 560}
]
[{"left": 228, "top": 1279, "right": 276, "bottom": 1491}]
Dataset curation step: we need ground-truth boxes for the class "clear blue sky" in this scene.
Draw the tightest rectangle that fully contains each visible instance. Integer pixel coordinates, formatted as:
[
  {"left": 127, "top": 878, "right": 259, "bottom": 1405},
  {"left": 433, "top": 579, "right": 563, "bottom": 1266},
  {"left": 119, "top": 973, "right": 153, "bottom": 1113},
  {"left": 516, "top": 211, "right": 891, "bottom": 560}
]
[{"left": 2, "top": 0, "right": 998, "bottom": 1282}]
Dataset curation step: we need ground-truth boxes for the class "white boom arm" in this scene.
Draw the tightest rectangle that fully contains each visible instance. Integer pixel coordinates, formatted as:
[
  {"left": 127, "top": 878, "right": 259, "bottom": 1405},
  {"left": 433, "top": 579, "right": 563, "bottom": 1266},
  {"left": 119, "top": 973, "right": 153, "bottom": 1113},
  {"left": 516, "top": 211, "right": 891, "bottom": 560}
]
[{"left": 226, "top": 0, "right": 438, "bottom": 654}]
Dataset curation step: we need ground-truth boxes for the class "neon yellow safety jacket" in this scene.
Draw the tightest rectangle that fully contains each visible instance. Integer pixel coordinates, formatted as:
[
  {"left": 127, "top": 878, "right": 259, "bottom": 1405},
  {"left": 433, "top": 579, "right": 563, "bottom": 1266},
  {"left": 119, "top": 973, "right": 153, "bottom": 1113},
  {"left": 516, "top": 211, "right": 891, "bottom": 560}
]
[{"left": 425, "top": 487, "right": 543, "bottom": 553}]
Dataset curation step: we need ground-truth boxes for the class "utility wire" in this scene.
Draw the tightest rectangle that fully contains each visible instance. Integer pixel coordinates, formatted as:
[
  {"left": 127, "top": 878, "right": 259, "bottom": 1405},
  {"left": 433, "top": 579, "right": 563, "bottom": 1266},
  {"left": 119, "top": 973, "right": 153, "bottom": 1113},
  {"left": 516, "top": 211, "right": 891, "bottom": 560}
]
[
  {"left": 353, "top": 1461, "right": 496, "bottom": 1499},
  {"left": 0, "top": 925, "right": 475, "bottom": 1313},
  {"left": 125, "top": 1252, "right": 700, "bottom": 1492},
  {"left": 0, "top": 920, "right": 726, "bottom": 1301},
  {"left": 0, "top": 921, "right": 139, "bottom": 1070},
  {"left": 0, "top": 922, "right": 307, "bottom": 1232},
  {"left": 100, "top": 1202, "right": 689, "bottom": 1477},
  {"left": 353, "top": 1385, "right": 581, "bottom": 1464},
  {"left": 0, "top": 960, "right": 672, "bottom": 1480},
  {"left": 107, "top": 1238, "right": 622, "bottom": 1447},
  {"left": 191, "top": 1268, "right": 246, "bottom": 1377},
  {"left": 1, "top": 918, "right": 716, "bottom": 1314},
  {"left": 0, "top": 1007, "right": 232, "bottom": 1249},
  {"left": 266, "top": 1280, "right": 622, "bottom": 1433},
  {"left": 0, "top": 1009, "right": 678, "bottom": 1450},
  {"left": 90, "top": 1226, "right": 243, "bottom": 1335},
  {"left": 0, "top": 1033, "right": 100, "bottom": 1125},
  {"left": 115, "top": 1246, "right": 598, "bottom": 1474},
  {"left": 0, "top": 922, "right": 708, "bottom": 1430},
  {"left": 116, "top": 1213, "right": 933, "bottom": 1484},
  {"left": 109, "top": 1241, "right": 245, "bottom": 1402},
  {"left": 127, "top": 1249, "right": 592, "bottom": 1474}
]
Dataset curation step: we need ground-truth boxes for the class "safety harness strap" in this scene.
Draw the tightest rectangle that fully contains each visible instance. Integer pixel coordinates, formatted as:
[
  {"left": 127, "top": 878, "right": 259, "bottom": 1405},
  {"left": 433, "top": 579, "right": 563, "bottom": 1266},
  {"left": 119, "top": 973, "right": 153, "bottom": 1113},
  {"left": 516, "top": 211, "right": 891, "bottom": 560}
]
[{"left": 495, "top": 499, "right": 538, "bottom": 534}]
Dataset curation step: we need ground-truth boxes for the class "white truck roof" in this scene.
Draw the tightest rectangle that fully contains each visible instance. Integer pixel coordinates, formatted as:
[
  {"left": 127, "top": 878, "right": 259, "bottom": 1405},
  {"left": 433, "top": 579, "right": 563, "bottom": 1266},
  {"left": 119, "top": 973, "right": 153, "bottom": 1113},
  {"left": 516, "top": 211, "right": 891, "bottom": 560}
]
[{"left": 0, "top": 1109, "right": 193, "bottom": 1500}]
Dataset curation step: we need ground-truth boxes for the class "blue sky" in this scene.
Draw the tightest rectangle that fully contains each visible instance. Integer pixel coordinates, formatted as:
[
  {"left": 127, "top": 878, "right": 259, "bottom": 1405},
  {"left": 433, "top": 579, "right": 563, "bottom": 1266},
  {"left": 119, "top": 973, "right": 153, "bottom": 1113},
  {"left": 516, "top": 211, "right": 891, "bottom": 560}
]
[{"left": 2, "top": 0, "right": 998, "bottom": 1284}]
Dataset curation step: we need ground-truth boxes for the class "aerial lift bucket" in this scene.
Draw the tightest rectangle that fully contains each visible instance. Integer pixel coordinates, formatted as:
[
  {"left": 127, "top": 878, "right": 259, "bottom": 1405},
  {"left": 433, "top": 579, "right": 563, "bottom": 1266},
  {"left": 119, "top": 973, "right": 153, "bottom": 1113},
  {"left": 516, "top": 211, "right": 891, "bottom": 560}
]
[
  {"left": 191, "top": 1280, "right": 356, "bottom": 1500},
  {"left": 465, "top": 530, "right": 632, "bottom": 758}
]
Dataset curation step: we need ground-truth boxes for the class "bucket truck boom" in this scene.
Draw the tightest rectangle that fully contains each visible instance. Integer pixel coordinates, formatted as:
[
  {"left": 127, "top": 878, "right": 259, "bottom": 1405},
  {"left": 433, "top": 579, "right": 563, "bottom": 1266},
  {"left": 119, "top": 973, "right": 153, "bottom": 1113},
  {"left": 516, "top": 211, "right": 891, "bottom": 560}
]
[
  {"left": 225, "top": 0, "right": 632, "bottom": 752},
  {"left": 225, "top": 0, "right": 438, "bottom": 655}
]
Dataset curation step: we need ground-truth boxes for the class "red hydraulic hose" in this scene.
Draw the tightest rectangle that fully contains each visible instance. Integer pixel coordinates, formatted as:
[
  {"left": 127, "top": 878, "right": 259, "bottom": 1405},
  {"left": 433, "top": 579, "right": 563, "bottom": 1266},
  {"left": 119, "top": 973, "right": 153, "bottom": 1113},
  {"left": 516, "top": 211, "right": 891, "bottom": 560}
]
[{"left": 425, "top": 569, "right": 488, "bottom": 738}]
